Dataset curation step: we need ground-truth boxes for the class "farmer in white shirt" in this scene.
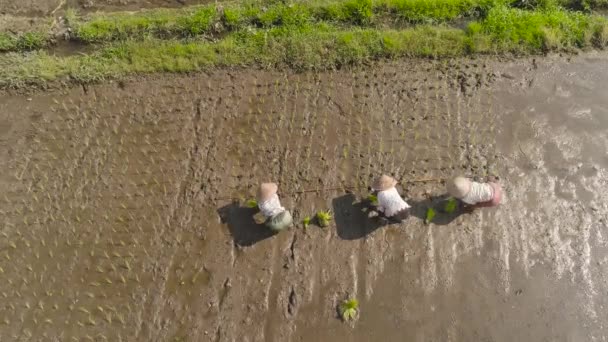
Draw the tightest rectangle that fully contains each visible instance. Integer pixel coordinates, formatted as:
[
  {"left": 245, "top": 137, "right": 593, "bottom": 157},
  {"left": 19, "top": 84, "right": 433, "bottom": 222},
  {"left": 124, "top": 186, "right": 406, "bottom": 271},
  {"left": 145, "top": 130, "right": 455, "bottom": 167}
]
[
  {"left": 447, "top": 176, "right": 502, "bottom": 211},
  {"left": 372, "top": 174, "right": 411, "bottom": 223},
  {"left": 257, "top": 182, "right": 293, "bottom": 231}
]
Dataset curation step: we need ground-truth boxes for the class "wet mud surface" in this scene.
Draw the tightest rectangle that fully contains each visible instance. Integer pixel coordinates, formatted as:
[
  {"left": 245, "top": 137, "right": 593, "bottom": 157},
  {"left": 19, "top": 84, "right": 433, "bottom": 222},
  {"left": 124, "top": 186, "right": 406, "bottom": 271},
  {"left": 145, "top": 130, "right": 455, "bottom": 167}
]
[{"left": 1, "top": 55, "right": 608, "bottom": 341}]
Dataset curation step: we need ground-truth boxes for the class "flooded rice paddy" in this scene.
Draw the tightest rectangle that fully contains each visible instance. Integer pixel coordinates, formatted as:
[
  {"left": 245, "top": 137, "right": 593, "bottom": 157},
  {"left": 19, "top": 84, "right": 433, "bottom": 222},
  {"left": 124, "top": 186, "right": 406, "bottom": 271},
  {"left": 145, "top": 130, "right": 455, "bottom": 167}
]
[{"left": 1, "top": 55, "right": 608, "bottom": 341}]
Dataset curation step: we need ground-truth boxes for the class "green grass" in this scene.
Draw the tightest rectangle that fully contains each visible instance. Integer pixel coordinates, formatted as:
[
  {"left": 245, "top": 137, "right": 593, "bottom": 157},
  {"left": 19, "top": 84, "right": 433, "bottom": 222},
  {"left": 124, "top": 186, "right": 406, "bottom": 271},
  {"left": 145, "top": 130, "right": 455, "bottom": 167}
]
[
  {"left": 64, "top": 0, "right": 608, "bottom": 50},
  {"left": 0, "top": 0, "right": 604, "bottom": 55},
  {"left": 0, "top": 0, "right": 605, "bottom": 91},
  {"left": 72, "top": 6, "right": 218, "bottom": 42},
  {"left": 69, "top": 0, "right": 512, "bottom": 43},
  {"left": 0, "top": 8, "right": 607, "bottom": 88},
  {"left": 0, "top": 32, "right": 48, "bottom": 52},
  {"left": 376, "top": 0, "right": 511, "bottom": 22},
  {"left": 468, "top": 6, "right": 607, "bottom": 52}
]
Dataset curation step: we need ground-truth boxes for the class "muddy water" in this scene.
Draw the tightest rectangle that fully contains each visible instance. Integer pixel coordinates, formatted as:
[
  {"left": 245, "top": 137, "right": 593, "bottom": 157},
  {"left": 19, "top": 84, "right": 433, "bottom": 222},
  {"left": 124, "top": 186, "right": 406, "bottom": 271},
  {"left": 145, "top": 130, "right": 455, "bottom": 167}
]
[{"left": 1, "top": 55, "right": 607, "bottom": 341}]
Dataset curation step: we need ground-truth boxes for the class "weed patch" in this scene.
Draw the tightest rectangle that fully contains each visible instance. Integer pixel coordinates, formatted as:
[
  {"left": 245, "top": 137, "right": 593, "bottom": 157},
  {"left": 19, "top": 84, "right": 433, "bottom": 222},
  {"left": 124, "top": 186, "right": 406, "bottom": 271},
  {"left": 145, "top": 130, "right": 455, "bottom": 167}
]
[
  {"left": 467, "top": 6, "right": 607, "bottom": 52},
  {"left": 0, "top": 32, "right": 48, "bottom": 52}
]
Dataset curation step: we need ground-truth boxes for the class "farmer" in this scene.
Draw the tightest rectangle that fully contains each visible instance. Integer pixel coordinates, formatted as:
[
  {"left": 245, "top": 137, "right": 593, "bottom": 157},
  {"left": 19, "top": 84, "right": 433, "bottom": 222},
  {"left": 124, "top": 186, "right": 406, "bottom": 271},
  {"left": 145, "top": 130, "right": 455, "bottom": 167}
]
[
  {"left": 447, "top": 176, "right": 502, "bottom": 210},
  {"left": 371, "top": 174, "right": 411, "bottom": 222},
  {"left": 257, "top": 182, "right": 293, "bottom": 232}
]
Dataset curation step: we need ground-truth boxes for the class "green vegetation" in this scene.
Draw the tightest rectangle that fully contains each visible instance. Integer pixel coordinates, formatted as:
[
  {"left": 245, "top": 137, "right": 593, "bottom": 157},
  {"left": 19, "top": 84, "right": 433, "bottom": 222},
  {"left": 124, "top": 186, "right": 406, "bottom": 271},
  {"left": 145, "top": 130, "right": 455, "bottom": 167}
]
[
  {"left": 302, "top": 216, "right": 311, "bottom": 228},
  {"left": 444, "top": 197, "right": 458, "bottom": 213},
  {"left": 69, "top": 0, "right": 469, "bottom": 43},
  {"left": 467, "top": 6, "right": 607, "bottom": 52},
  {"left": 72, "top": 6, "right": 218, "bottom": 42},
  {"left": 66, "top": 0, "right": 604, "bottom": 43},
  {"left": 316, "top": 210, "right": 333, "bottom": 227},
  {"left": 2, "top": 11, "right": 607, "bottom": 88},
  {"left": 367, "top": 194, "right": 379, "bottom": 206},
  {"left": 2, "top": 13, "right": 607, "bottom": 88},
  {"left": 425, "top": 207, "right": 436, "bottom": 223},
  {"left": 245, "top": 199, "right": 258, "bottom": 208},
  {"left": 340, "top": 298, "right": 359, "bottom": 321},
  {"left": 1, "top": 0, "right": 608, "bottom": 87},
  {"left": 0, "top": 32, "right": 48, "bottom": 52},
  {"left": 376, "top": 0, "right": 508, "bottom": 22}
]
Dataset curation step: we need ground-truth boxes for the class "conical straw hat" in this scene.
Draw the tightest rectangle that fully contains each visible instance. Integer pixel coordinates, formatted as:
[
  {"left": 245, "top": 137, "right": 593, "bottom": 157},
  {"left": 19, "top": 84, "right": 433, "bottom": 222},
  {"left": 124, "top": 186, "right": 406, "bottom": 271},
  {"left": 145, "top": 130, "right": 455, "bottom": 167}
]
[
  {"left": 372, "top": 175, "right": 398, "bottom": 191},
  {"left": 257, "top": 182, "right": 278, "bottom": 201}
]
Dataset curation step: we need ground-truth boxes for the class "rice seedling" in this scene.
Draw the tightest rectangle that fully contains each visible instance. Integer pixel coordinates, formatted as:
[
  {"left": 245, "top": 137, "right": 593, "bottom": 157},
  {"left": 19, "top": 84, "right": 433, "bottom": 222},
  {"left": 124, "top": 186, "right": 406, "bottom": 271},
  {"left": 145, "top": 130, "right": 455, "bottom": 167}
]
[
  {"left": 316, "top": 210, "right": 333, "bottom": 227},
  {"left": 340, "top": 298, "right": 359, "bottom": 322},
  {"left": 245, "top": 199, "right": 258, "bottom": 208},
  {"left": 302, "top": 216, "right": 311, "bottom": 228},
  {"left": 425, "top": 207, "right": 436, "bottom": 224},
  {"left": 444, "top": 197, "right": 457, "bottom": 213}
]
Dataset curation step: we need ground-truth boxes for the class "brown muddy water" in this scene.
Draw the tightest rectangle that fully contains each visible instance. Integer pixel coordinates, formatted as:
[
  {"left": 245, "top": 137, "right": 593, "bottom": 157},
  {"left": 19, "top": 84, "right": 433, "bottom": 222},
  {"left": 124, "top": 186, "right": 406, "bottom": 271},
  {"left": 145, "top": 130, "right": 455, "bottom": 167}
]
[{"left": 1, "top": 54, "right": 608, "bottom": 341}]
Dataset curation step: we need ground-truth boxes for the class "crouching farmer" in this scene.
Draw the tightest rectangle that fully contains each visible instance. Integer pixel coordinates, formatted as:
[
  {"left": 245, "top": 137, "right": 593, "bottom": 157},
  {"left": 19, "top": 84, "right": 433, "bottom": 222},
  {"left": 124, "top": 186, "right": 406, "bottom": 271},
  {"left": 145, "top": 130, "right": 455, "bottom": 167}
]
[
  {"left": 257, "top": 182, "right": 293, "bottom": 232},
  {"left": 447, "top": 176, "right": 502, "bottom": 211},
  {"left": 372, "top": 175, "right": 411, "bottom": 223}
]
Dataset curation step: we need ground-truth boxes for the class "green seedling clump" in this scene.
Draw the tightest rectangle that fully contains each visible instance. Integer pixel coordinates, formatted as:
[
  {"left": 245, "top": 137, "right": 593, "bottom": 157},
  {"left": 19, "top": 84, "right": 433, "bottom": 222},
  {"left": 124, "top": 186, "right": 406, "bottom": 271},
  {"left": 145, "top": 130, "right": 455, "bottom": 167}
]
[
  {"left": 367, "top": 194, "right": 379, "bottom": 206},
  {"left": 245, "top": 199, "right": 258, "bottom": 208},
  {"left": 316, "top": 210, "right": 333, "bottom": 227},
  {"left": 425, "top": 207, "right": 436, "bottom": 224},
  {"left": 340, "top": 298, "right": 359, "bottom": 321},
  {"left": 444, "top": 197, "right": 457, "bottom": 213},
  {"left": 303, "top": 216, "right": 311, "bottom": 228}
]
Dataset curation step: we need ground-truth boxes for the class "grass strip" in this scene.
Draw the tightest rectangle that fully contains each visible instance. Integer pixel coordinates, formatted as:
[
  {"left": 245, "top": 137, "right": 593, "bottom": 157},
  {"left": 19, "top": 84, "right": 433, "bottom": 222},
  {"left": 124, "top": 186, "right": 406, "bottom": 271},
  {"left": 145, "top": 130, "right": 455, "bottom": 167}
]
[
  {"left": 0, "top": 32, "right": 49, "bottom": 52},
  {"left": 468, "top": 6, "right": 608, "bottom": 52},
  {"left": 70, "top": 0, "right": 512, "bottom": 43},
  {"left": 2, "top": 0, "right": 605, "bottom": 53},
  {"left": 1, "top": 10, "right": 606, "bottom": 88}
]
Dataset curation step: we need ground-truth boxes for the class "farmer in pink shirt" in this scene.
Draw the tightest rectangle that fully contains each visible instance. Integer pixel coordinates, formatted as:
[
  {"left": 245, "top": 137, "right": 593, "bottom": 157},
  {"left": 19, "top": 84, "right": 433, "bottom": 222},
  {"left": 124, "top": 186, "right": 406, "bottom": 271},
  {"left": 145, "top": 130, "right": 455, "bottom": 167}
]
[{"left": 447, "top": 176, "right": 502, "bottom": 211}]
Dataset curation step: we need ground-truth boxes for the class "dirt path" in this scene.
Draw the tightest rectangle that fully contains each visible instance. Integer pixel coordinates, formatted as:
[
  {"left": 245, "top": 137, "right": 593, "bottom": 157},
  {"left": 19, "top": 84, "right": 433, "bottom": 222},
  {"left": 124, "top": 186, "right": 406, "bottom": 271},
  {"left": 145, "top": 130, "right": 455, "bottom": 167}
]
[{"left": 1, "top": 54, "right": 607, "bottom": 341}]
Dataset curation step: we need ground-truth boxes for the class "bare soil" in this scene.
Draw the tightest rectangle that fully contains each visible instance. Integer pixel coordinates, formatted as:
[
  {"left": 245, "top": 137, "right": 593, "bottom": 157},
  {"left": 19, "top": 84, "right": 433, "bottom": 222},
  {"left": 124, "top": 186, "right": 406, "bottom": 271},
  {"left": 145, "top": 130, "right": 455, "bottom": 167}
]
[{"left": 1, "top": 54, "right": 608, "bottom": 341}]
